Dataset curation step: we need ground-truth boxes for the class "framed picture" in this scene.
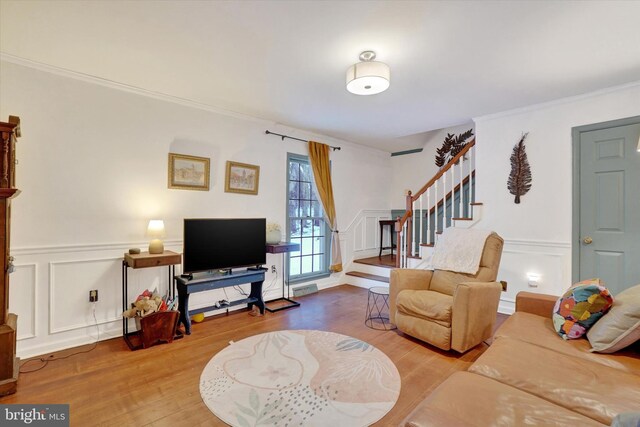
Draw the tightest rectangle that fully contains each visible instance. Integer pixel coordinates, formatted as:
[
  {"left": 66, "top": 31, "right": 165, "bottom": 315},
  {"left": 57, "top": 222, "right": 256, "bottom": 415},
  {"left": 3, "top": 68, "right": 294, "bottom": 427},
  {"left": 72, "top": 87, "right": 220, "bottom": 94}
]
[
  {"left": 168, "top": 153, "right": 210, "bottom": 191},
  {"left": 225, "top": 161, "right": 260, "bottom": 195}
]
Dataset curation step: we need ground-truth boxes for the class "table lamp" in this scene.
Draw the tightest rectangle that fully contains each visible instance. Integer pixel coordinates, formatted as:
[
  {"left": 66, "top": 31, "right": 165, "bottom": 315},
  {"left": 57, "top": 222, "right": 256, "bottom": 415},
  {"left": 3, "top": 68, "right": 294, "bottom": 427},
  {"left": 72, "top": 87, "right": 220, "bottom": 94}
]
[{"left": 147, "top": 220, "right": 165, "bottom": 254}]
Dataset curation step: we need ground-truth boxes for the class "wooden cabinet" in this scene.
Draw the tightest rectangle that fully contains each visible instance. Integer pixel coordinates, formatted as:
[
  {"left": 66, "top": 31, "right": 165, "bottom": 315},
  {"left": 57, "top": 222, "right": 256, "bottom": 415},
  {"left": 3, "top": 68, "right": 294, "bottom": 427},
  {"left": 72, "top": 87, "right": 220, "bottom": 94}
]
[{"left": 0, "top": 116, "right": 20, "bottom": 396}]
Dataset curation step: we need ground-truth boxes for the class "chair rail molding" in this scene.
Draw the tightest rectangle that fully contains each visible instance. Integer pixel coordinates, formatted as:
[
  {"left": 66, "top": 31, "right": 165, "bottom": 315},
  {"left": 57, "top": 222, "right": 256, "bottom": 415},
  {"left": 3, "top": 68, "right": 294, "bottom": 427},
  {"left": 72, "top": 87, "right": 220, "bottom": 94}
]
[{"left": 11, "top": 239, "right": 183, "bottom": 256}]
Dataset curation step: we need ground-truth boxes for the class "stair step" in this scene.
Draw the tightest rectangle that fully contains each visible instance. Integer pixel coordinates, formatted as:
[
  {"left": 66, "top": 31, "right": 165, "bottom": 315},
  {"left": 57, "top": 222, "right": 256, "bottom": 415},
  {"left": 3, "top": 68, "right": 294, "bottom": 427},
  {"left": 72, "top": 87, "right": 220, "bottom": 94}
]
[
  {"left": 354, "top": 256, "right": 395, "bottom": 269},
  {"left": 345, "top": 271, "right": 390, "bottom": 283},
  {"left": 452, "top": 217, "right": 473, "bottom": 221},
  {"left": 419, "top": 243, "right": 435, "bottom": 247},
  {"left": 470, "top": 202, "right": 484, "bottom": 206}
]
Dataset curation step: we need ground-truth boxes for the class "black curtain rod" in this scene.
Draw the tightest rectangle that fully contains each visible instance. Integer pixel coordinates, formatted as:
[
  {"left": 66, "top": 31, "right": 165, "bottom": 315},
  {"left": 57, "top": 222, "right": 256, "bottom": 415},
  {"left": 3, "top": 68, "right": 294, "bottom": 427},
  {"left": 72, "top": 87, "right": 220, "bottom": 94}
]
[{"left": 265, "top": 130, "right": 341, "bottom": 151}]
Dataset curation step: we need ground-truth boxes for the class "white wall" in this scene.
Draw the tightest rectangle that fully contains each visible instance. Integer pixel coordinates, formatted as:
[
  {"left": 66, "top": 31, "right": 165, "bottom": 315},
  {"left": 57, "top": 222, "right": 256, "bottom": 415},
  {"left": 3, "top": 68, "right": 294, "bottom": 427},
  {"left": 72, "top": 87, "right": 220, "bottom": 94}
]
[
  {"left": 474, "top": 82, "right": 640, "bottom": 312},
  {"left": 390, "top": 123, "right": 475, "bottom": 208},
  {"left": 0, "top": 60, "right": 392, "bottom": 357}
]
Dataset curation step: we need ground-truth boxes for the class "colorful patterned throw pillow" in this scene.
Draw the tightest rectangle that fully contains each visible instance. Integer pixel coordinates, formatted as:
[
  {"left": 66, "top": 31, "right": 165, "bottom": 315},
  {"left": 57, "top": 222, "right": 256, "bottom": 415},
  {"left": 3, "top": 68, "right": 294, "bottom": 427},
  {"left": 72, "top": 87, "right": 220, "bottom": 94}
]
[{"left": 553, "top": 279, "right": 614, "bottom": 340}]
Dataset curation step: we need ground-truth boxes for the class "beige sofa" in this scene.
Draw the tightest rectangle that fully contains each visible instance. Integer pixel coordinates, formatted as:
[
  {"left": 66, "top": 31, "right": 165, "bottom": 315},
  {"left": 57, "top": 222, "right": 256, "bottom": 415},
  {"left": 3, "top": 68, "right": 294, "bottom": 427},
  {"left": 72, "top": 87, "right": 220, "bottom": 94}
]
[{"left": 402, "top": 292, "right": 640, "bottom": 426}]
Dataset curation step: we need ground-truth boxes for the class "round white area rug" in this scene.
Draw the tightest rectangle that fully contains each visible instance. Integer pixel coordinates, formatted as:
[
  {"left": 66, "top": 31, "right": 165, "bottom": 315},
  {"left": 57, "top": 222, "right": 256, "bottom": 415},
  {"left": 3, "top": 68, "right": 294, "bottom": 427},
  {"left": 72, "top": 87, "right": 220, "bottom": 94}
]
[{"left": 200, "top": 330, "right": 401, "bottom": 426}]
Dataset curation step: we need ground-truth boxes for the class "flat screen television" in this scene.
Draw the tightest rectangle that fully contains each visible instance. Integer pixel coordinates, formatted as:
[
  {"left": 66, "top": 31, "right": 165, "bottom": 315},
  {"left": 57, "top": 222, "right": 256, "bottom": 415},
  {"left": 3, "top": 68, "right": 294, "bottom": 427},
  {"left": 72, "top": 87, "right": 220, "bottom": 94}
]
[{"left": 183, "top": 218, "right": 266, "bottom": 274}]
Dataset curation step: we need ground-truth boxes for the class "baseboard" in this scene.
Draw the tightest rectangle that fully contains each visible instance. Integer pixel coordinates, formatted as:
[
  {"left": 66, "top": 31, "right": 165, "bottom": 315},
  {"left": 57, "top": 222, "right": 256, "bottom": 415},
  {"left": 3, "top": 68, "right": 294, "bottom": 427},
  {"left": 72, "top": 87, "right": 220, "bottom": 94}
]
[{"left": 498, "top": 298, "right": 515, "bottom": 315}]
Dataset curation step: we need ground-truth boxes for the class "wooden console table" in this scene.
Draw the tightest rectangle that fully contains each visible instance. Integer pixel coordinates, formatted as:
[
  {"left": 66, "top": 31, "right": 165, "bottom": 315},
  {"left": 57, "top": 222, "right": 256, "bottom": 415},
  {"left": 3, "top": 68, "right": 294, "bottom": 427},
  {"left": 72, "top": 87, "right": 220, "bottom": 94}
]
[
  {"left": 122, "top": 250, "right": 181, "bottom": 350},
  {"left": 175, "top": 269, "right": 266, "bottom": 335}
]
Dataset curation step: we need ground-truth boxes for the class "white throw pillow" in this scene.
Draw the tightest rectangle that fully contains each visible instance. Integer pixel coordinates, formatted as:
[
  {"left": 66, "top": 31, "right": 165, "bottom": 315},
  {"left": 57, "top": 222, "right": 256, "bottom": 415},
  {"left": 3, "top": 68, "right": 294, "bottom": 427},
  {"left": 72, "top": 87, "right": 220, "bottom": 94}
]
[{"left": 587, "top": 284, "right": 640, "bottom": 353}]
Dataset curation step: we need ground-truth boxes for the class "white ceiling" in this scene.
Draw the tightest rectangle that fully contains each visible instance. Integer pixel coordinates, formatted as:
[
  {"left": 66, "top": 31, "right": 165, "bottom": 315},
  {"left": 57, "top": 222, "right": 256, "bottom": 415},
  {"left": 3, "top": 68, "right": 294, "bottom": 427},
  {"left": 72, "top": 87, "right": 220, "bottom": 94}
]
[{"left": 1, "top": 0, "right": 640, "bottom": 152}]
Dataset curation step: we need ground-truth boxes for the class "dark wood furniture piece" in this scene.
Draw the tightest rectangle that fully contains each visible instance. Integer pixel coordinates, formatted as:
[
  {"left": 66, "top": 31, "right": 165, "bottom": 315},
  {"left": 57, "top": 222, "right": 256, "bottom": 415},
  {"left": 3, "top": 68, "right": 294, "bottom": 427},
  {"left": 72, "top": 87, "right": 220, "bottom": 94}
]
[
  {"left": 378, "top": 219, "right": 397, "bottom": 258},
  {"left": 137, "top": 310, "right": 180, "bottom": 349},
  {"left": 265, "top": 242, "right": 301, "bottom": 313},
  {"left": 122, "top": 250, "right": 181, "bottom": 350},
  {"left": 0, "top": 116, "right": 20, "bottom": 397},
  {"left": 175, "top": 269, "right": 266, "bottom": 335}
]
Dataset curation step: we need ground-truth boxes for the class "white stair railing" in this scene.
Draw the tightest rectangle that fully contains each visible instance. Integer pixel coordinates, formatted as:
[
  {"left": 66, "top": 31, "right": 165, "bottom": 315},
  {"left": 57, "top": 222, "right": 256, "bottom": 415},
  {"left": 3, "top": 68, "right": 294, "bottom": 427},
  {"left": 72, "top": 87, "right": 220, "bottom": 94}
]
[{"left": 395, "top": 139, "right": 476, "bottom": 268}]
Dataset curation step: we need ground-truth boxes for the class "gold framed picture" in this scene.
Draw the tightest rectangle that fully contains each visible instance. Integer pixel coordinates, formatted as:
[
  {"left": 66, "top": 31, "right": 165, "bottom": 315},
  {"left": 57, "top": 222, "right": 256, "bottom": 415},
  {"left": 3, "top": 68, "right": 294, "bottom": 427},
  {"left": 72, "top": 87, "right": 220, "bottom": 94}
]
[
  {"left": 168, "top": 153, "right": 210, "bottom": 191},
  {"left": 225, "top": 161, "right": 260, "bottom": 195}
]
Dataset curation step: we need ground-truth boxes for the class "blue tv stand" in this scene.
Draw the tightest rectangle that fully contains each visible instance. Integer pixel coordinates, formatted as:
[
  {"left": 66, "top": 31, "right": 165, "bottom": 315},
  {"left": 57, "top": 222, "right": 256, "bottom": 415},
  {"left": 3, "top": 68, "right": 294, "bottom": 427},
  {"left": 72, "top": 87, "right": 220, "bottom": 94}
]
[{"left": 174, "top": 269, "right": 266, "bottom": 334}]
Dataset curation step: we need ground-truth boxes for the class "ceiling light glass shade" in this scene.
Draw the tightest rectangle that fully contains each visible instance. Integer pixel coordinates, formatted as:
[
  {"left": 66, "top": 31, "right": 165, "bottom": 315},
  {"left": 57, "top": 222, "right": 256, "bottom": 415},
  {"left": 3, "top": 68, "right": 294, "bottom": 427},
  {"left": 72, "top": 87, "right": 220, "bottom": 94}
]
[{"left": 346, "top": 61, "right": 390, "bottom": 95}]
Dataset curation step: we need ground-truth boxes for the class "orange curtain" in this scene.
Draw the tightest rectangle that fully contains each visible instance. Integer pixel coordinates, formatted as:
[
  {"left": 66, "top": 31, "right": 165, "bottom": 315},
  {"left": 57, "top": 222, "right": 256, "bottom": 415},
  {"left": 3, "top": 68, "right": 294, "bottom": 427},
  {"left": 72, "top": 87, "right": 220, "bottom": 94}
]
[{"left": 308, "top": 141, "right": 342, "bottom": 272}]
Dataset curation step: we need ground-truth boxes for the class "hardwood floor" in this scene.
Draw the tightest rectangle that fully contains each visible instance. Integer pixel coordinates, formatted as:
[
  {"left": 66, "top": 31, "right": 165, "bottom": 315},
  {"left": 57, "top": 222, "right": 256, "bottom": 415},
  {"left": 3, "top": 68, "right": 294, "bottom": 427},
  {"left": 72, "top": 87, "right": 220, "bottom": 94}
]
[{"left": 0, "top": 285, "right": 507, "bottom": 426}]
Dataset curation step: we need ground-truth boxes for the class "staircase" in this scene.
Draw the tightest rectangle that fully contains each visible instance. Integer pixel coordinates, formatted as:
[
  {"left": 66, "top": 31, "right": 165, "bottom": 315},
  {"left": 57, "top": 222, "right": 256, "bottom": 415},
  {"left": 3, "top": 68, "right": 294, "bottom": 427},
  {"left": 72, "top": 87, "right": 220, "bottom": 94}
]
[{"left": 345, "top": 139, "right": 480, "bottom": 287}]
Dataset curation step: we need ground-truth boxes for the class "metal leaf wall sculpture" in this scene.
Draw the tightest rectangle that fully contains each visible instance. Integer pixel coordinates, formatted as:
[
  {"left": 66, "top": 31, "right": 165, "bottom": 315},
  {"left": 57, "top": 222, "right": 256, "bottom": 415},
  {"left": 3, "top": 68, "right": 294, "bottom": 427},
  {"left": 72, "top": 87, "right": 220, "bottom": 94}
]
[
  {"left": 507, "top": 133, "right": 532, "bottom": 204},
  {"left": 434, "top": 129, "right": 474, "bottom": 167}
]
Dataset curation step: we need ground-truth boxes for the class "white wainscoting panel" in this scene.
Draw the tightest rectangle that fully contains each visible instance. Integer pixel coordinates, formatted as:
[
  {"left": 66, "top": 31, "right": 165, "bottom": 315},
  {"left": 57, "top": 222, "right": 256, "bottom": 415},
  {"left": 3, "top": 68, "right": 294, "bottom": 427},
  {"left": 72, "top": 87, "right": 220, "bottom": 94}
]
[
  {"left": 364, "top": 216, "right": 379, "bottom": 249},
  {"left": 353, "top": 221, "right": 365, "bottom": 252},
  {"left": 497, "top": 239, "right": 571, "bottom": 314},
  {"left": 9, "top": 263, "right": 37, "bottom": 340},
  {"left": 49, "top": 257, "right": 124, "bottom": 334}
]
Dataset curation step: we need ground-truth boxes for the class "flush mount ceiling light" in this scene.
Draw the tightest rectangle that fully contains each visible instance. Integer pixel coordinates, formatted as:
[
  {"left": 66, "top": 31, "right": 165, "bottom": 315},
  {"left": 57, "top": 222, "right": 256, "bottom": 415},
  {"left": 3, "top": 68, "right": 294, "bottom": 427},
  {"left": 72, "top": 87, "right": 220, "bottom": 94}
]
[{"left": 346, "top": 51, "right": 390, "bottom": 95}]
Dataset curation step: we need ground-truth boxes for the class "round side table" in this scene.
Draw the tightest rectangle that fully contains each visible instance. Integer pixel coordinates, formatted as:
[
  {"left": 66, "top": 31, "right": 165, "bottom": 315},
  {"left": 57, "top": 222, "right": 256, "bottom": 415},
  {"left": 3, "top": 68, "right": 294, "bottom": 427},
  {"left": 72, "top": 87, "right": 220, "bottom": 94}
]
[{"left": 365, "top": 286, "right": 396, "bottom": 330}]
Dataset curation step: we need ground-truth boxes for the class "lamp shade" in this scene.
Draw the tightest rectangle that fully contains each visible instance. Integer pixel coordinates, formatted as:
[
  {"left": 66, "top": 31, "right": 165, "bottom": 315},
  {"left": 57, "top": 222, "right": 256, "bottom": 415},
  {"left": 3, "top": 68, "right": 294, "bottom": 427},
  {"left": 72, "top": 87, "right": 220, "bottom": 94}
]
[
  {"left": 346, "top": 61, "right": 390, "bottom": 95},
  {"left": 147, "top": 220, "right": 166, "bottom": 238}
]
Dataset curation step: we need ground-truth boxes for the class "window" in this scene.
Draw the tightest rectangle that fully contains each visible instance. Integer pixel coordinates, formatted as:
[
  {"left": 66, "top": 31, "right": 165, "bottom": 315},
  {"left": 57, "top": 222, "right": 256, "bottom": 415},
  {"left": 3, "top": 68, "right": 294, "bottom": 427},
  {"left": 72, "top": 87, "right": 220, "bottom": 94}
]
[{"left": 287, "top": 153, "right": 330, "bottom": 281}]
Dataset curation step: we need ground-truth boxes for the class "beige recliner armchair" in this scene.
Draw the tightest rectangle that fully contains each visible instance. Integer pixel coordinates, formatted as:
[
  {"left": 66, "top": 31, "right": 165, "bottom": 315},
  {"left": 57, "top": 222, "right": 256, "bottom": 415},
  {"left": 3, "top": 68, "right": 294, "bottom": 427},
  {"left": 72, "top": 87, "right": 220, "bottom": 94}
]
[{"left": 389, "top": 232, "right": 504, "bottom": 353}]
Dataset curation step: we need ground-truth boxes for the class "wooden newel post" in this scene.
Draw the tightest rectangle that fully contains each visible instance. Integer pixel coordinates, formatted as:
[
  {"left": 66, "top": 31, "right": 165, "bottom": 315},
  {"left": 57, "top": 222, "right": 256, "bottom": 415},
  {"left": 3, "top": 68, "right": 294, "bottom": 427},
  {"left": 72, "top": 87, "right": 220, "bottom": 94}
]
[
  {"left": 0, "top": 116, "right": 20, "bottom": 397},
  {"left": 405, "top": 191, "right": 413, "bottom": 258},
  {"left": 394, "top": 217, "right": 401, "bottom": 268}
]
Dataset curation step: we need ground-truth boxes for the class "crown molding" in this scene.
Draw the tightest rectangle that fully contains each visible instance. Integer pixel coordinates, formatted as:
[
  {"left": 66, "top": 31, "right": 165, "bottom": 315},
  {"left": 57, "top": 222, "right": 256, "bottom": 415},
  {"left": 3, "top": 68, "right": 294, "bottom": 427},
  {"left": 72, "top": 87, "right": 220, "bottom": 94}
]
[
  {"left": 0, "top": 52, "right": 275, "bottom": 126},
  {"left": 474, "top": 80, "right": 640, "bottom": 123}
]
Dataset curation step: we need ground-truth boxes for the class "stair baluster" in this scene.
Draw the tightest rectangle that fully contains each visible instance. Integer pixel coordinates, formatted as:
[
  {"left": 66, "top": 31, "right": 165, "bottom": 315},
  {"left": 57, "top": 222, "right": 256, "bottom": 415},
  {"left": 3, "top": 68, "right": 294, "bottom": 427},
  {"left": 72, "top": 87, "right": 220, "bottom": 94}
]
[
  {"left": 419, "top": 194, "right": 423, "bottom": 251},
  {"left": 412, "top": 198, "right": 416, "bottom": 257},
  {"left": 426, "top": 188, "right": 431, "bottom": 246},
  {"left": 443, "top": 170, "right": 447, "bottom": 230},
  {"left": 451, "top": 162, "right": 456, "bottom": 219},
  {"left": 400, "top": 220, "right": 407, "bottom": 268},
  {"left": 471, "top": 145, "right": 476, "bottom": 205},
  {"left": 434, "top": 179, "right": 439, "bottom": 237},
  {"left": 458, "top": 161, "right": 463, "bottom": 218}
]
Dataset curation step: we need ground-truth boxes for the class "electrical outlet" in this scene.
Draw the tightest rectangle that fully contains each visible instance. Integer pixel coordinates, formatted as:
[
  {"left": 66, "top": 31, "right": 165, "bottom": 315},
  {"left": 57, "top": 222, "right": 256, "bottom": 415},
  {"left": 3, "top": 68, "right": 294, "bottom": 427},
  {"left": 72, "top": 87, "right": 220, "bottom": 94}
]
[
  {"left": 271, "top": 265, "right": 276, "bottom": 273},
  {"left": 89, "top": 289, "right": 98, "bottom": 302}
]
